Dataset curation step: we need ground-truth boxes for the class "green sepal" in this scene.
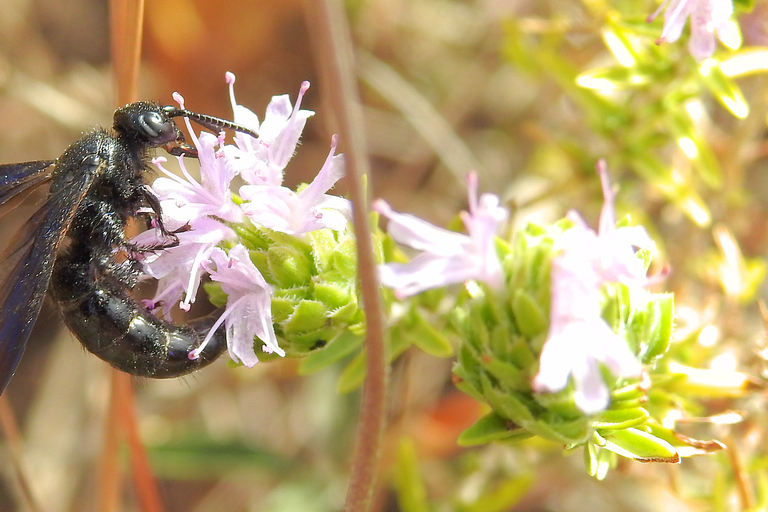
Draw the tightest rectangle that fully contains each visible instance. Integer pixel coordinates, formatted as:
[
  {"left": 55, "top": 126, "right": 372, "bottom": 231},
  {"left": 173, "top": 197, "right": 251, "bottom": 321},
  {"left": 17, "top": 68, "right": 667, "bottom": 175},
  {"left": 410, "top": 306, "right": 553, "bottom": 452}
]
[
  {"left": 267, "top": 245, "right": 312, "bottom": 288},
  {"left": 481, "top": 357, "right": 530, "bottom": 392},
  {"left": 270, "top": 296, "right": 298, "bottom": 323},
  {"left": 283, "top": 300, "right": 328, "bottom": 334},
  {"left": 313, "top": 282, "right": 354, "bottom": 311},
  {"left": 510, "top": 289, "right": 547, "bottom": 338}
]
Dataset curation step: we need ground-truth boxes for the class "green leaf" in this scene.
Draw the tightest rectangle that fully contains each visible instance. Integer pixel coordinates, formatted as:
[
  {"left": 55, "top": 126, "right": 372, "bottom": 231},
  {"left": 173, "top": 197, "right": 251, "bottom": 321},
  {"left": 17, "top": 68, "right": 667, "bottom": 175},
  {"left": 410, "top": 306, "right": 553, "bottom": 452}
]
[
  {"left": 149, "top": 438, "right": 291, "bottom": 479},
  {"left": 530, "top": 417, "right": 590, "bottom": 446},
  {"left": 463, "top": 474, "right": 535, "bottom": 512},
  {"left": 642, "top": 293, "right": 674, "bottom": 362},
  {"left": 458, "top": 413, "right": 532, "bottom": 446},
  {"left": 594, "top": 408, "right": 650, "bottom": 430},
  {"left": 298, "top": 331, "right": 363, "bottom": 374},
  {"left": 401, "top": 310, "right": 454, "bottom": 358},
  {"left": 393, "top": 439, "right": 430, "bottom": 512},
  {"left": 631, "top": 153, "right": 711, "bottom": 227},
  {"left": 337, "top": 352, "right": 366, "bottom": 394},
  {"left": 668, "top": 110, "right": 722, "bottom": 188},
  {"left": 602, "top": 428, "right": 679, "bottom": 462},
  {"left": 576, "top": 66, "right": 652, "bottom": 90},
  {"left": 584, "top": 441, "right": 617, "bottom": 480},
  {"left": 699, "top": 61, "right": 749, "bottom": 119}
]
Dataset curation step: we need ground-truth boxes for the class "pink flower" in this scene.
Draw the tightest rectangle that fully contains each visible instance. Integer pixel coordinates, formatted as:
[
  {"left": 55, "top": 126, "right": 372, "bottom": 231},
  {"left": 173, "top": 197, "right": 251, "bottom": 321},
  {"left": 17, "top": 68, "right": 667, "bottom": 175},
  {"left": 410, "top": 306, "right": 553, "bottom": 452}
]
[
  {"left": 649, "top": 0, "right": 740, "bottom": 60},
  {"left": 533, "top": 257, "right": 644, "bottom": 414},
  {"left": 240, "top": 135, "right": 350, "bottom": 235},
  {"left": 132, "top": 126, "right": 243, "bottom": 314},
  {"left": 135, "top": 216, "right": 235, "bottom": 316},
  {"left": 193, "top": 245, "right": 282, "bottom": 366},
  {"left": 532, "top": 162, "right": 653, "bottom": 414},
  {"left": 226, "top": 73, "right": 314, "bottom": 186},
  {"left": 375, "top": 172, "right": 508, "bottom": 298}
]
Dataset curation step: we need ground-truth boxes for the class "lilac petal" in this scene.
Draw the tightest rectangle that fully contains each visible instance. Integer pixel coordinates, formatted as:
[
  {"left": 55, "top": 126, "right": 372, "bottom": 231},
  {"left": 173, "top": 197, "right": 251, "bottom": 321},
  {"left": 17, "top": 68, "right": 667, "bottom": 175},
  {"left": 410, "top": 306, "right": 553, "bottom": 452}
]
[
  {"left": 298, "top": 144, "right": 344, "bottom": 208},
  {"left": 373, "top": 200, "right": 468, "bottom": 253},
  {"left": 572, "top": 358, "right": 611, "bottom": 415},
  {"left": 379, "top": 254, "right": 473, "bottom": 298},
  {"left": 321, "top": 196, "right": 353, "bottom": 223},
  {"left": 265, "top": 83, "right": 314, "bottom": 169},
  {"left": 534, "top": 320, "right": 641, "bottom": 414},
  {"left": 226, "top": 296, "right": 266, "bottom": 367},
  {"left": 532, "top": 331, "right": 573, "bottom": 392},
  {"left": 207, "top": 245, "right": 282, "bottom": 366},
  {"left": 661, "top": 0, "right": 691, "bottom": 42}
]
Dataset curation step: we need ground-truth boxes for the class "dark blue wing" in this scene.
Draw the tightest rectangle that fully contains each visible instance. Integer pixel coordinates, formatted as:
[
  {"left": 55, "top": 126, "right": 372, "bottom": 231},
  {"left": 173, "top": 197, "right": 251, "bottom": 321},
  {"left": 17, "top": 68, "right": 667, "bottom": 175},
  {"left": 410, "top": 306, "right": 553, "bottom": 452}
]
[
  {"left": 0, "top": 156, "right": 102, "bottom": 395},
  {"left": 0, "top": 160, "right": 55, "bottom": 210}
]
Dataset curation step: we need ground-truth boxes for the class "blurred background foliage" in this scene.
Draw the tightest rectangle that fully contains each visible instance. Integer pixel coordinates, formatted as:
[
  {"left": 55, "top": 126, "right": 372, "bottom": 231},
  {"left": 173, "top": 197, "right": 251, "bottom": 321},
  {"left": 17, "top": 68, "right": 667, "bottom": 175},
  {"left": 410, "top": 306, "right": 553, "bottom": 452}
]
[{"left": 0, "top": 0, "right": 767, "bottom": 510}]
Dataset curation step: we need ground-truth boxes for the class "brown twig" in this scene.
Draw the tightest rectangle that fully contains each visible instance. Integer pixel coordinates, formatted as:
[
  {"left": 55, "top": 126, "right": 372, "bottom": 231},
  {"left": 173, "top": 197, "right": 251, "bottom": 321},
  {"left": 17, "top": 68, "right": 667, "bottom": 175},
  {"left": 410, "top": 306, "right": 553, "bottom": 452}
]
[{"left": 303, "top": 1, "right": 388, "bottom": 511}]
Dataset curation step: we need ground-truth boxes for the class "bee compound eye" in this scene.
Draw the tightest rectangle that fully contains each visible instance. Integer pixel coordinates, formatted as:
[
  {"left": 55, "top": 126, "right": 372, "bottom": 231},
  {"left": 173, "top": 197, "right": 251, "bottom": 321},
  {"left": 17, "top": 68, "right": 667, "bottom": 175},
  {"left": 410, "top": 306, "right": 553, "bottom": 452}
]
[{"left": 139, "top": 112, "right": 169, "bottom": 139}]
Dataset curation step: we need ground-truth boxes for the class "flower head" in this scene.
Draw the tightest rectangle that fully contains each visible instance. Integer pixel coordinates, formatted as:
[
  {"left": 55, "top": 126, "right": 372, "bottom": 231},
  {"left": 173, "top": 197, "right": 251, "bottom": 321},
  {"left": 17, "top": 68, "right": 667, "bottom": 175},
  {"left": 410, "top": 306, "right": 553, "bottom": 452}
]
[
  {"left": 649, "top": 0, "right": 740, "bottom": 60},
  {"left": 132, "top": 73, "right": 351, "bottom": 367},
  {"left": 375, "top": 172, "right": 508, "bottom": 299}
]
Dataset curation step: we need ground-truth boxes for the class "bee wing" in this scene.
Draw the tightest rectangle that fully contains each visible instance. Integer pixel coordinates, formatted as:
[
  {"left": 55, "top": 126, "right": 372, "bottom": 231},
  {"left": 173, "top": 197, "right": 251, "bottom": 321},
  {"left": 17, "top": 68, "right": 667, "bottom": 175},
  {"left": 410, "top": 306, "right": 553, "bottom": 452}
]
[
  {"left": 0, "top": 157, "right": 103, "bottom": 395},
  {"left": 0, "top": 160, "right": 55, "bottom": 212}
]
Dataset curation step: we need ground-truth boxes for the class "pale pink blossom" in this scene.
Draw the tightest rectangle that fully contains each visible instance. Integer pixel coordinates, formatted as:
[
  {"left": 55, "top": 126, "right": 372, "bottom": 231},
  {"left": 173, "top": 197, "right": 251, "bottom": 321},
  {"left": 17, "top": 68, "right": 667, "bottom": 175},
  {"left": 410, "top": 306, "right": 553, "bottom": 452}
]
[
  {"left": 532, "top": 162, "right": 653, "bottom": 414},
  {"left": 240, "top": 136, "right": 351, "bottom": 235},
  {"left": 375, "top": 172, "right": 508, "bottom": 298},
  {"left": 226, "top": 74, "right": 314, "bottom": 186},
  {"left": 193, "top": 245, "right": 282, "bottom": 366},
  {"left": 650, "top": 0, "right": 740, "bottom": 60}
]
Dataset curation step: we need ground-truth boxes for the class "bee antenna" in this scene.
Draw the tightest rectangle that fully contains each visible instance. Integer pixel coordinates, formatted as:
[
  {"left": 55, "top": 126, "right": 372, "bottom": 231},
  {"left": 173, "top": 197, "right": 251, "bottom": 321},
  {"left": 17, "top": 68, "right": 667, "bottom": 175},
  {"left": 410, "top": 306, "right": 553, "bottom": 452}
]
[{"left": 163, "top": 106, "right": 258, "bottom": 139}]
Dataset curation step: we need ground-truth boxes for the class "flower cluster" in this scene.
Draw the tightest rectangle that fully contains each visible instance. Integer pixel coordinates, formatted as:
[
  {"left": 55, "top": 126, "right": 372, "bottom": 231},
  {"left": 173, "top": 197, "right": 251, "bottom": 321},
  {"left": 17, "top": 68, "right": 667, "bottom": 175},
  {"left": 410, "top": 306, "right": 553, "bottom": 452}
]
[
  {"left": 134, "top": 73, "right": 351, "bottom": 367},
  {"left": 378, "top": 164, "right": 655, "bottom": 415},
  {"left": 376, "top": 163, "right": 720, "bottom": 475}
]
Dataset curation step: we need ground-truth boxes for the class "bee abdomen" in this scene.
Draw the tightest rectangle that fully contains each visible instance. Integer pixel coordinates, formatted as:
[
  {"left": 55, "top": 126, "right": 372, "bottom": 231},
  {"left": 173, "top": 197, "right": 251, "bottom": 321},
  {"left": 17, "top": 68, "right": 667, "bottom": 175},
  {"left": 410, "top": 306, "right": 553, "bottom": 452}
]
[{"left": 51, "top": 252, "right": 226, "bottom": 378}]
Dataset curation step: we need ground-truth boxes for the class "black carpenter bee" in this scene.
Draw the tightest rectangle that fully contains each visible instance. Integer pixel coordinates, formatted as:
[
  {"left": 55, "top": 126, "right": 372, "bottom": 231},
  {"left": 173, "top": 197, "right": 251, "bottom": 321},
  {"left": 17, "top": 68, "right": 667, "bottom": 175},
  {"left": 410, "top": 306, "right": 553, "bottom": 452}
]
[{"left": 0, "top": 101, "right": 258, "bottom": 395}]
